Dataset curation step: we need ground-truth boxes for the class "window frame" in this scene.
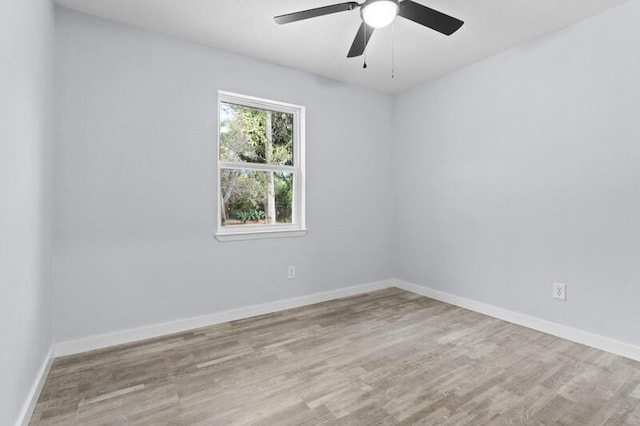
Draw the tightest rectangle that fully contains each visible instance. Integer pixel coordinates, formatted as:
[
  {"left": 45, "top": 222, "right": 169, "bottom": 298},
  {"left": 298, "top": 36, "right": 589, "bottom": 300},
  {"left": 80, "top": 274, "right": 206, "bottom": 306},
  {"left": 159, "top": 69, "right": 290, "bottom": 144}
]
[{"left": 216, "top": 91, "right": 306, "bottom": 241}]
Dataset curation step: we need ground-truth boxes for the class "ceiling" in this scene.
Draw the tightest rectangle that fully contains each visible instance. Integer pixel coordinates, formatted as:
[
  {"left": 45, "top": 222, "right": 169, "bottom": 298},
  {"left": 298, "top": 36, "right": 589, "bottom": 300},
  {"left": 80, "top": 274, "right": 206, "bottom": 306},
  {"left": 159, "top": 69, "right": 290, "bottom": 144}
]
[{"left": 54, "top": 0, "right": 631, "bottom": 93}]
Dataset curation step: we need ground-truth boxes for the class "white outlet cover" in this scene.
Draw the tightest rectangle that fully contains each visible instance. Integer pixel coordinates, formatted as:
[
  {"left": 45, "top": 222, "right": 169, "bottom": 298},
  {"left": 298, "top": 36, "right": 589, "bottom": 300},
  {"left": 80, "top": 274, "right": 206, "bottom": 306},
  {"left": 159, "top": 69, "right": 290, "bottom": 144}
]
[{"left": 553, "top": 282, "right": 567, "bottom": 300}]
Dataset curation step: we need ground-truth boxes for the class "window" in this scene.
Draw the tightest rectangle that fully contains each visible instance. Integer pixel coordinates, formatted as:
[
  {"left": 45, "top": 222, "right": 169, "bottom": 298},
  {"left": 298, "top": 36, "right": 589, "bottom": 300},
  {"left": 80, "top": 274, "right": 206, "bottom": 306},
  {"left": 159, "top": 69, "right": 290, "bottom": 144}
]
[{"left": 216, "top": 91, "right": 305, "bottom": 241}]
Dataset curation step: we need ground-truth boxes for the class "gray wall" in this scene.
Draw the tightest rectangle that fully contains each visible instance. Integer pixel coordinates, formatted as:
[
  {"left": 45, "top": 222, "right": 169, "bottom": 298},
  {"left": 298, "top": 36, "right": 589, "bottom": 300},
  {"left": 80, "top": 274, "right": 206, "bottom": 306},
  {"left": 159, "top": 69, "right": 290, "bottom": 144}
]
[
  {"left": 53, "top": 0, "right": 640, "bottom": 351},
  {"left": 393, "top": 0, "right": 640, "bottom": 345},
  {"left": 0, "top": 0, "right": 53, "bottom": 424},
  {"left": 53, "top": 9, "right": 393, "bottom": 342}
]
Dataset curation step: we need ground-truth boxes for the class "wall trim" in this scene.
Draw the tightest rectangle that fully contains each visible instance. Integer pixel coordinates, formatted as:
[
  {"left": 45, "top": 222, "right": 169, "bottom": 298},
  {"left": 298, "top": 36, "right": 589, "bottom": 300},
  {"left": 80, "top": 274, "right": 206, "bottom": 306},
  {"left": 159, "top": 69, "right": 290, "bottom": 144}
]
[
  {"left": 54, "top": 280, "right": 394, "bottom": 357},
  {"left": 394, "top": 279, "right": 640, "bottom": 362},
  {"left": 54, "top": 278, "right": 640, "bottom": 362},
  {"left": 18, "top": 345, "right": 54, "bottom": 426}
]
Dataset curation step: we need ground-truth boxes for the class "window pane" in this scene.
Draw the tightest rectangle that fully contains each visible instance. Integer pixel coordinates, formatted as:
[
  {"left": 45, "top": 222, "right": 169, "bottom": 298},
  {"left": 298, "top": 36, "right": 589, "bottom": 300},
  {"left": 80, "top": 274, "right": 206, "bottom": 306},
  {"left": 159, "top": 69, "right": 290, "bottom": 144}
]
[
  {"left": 220, "top": 102, "right": 293, "bottom": 166},
  {"left": 220, "top": 168, "right": 293, "bottom": 226}
]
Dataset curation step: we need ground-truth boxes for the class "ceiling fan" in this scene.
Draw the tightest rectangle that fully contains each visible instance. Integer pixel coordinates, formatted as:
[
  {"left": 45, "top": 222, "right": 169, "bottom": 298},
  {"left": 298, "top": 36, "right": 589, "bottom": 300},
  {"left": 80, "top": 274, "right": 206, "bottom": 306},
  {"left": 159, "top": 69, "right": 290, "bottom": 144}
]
[{"left": 274, "top": 0, "right": 464, "bottom": 58}]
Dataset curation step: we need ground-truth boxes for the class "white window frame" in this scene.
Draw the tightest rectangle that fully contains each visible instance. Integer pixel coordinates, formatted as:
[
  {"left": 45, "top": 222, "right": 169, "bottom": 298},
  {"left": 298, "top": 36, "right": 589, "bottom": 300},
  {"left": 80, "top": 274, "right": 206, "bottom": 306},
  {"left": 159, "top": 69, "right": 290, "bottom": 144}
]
[{"left": 216, "top": 91, "right": 306, "bottom": 241}]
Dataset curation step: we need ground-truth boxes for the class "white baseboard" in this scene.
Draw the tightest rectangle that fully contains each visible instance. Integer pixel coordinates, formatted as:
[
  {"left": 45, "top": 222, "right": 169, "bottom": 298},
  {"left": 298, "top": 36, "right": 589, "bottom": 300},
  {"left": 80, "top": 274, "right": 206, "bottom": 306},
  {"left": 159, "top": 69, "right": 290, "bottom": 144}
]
[
  {"left": 54, "top": 278, "right": 640, "bottom": 363},
  {"left": 394, "top": 279, "right": 640, "bottom": 362},
  {"left": 54, "top": 280, "right": 394, "bottom": 357},
  {"left": 18, "top": 345, "right": 54, "bottom": 426}
]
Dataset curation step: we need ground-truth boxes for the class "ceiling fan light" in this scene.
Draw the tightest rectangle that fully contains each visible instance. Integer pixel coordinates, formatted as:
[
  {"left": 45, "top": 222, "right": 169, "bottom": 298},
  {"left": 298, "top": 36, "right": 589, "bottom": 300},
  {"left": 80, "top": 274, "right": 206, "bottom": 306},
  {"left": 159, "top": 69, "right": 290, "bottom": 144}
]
[{"left": 361, "top": 0, "right": 398, "bottom": 29}]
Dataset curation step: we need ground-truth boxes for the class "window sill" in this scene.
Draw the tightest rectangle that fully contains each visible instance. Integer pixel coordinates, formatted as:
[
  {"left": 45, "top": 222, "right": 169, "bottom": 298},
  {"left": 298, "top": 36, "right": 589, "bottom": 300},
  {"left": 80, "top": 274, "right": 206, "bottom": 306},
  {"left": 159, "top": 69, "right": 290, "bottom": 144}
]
[{"left": 215, "top": 228, "right": 307, "bottom": 242}]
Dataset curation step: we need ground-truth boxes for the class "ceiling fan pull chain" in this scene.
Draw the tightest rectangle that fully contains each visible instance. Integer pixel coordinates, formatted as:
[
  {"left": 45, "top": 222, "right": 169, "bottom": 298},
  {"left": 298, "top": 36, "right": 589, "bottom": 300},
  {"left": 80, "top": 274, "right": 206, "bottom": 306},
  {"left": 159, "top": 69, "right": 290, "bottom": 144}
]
[
  {"left": 363, "top": 24, "right": 368, "bottom": 69},
  {"left": 391, "top": 21, "right": 395, "bottom": 79}
]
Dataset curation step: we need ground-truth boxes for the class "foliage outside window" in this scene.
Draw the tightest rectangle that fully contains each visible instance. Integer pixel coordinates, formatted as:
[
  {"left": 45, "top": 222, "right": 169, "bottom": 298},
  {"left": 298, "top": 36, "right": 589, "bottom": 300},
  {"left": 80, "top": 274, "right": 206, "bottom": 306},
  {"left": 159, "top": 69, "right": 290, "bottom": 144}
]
[{"left": 216, "top": 91, "right": 305, "bottom": 241}]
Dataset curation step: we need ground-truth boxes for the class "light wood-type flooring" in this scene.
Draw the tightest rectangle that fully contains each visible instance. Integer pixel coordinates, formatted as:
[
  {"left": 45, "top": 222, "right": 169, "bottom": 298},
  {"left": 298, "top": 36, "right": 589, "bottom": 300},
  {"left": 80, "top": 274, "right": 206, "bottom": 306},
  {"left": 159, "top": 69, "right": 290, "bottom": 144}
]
[{"left": 30, "top": 288, "right": 640, "bottom": 425}]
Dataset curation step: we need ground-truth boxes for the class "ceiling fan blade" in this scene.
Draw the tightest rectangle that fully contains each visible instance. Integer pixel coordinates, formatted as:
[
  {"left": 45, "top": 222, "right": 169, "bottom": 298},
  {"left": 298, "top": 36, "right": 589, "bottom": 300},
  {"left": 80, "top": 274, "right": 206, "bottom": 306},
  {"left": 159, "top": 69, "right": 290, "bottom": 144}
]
[
  {"left": 347, "top": 21, "right": 374, "bottom": 57},
  {"left": 398, "top": 0, "right": 463, "bottom": 35},
  {"left": 274, "top": 2, "right": 359, "bottom": 24}
]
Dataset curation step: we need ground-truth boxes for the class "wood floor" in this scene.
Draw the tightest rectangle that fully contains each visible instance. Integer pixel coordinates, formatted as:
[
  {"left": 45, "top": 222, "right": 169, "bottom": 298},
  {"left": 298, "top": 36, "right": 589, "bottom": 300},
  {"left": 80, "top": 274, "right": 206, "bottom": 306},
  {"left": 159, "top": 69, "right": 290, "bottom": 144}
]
[{"left": 31, "top": 288, "right": 640, "bottom": 425}]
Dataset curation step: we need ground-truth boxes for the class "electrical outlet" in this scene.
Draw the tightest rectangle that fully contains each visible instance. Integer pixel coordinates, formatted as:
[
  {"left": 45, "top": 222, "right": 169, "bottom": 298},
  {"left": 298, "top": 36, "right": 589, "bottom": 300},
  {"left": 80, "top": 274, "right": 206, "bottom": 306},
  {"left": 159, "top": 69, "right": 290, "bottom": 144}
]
[
  {"left": 553, "top": 282, "right": 566, "bottom": 300},
  {"left": 288, "top": 265, "right": 295, "bottom": 279}
]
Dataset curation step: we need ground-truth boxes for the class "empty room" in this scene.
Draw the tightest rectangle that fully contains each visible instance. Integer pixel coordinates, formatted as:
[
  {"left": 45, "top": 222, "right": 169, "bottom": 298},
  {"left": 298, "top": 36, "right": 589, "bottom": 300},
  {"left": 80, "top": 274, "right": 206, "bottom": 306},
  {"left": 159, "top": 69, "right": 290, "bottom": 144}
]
[{"left": 3, "top": 0, "right": 640, "bottom": 424}]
